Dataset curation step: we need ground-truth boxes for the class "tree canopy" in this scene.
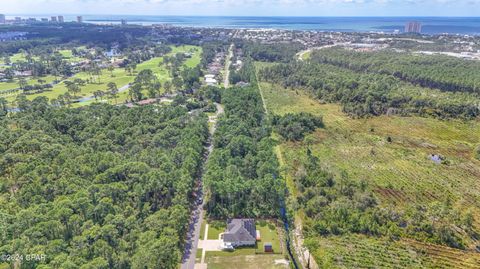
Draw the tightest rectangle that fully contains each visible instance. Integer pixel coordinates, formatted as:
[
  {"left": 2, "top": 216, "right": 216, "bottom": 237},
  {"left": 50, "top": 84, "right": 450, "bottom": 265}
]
[{"left": 0, "top": 99, "right": 208, "bottom": 268}]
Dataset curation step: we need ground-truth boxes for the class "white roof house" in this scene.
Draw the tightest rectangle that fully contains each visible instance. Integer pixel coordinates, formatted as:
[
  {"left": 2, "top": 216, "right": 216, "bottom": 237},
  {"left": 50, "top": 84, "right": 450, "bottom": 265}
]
[{"left": 205, "top": 74, "right": 218, "bottom": 86}]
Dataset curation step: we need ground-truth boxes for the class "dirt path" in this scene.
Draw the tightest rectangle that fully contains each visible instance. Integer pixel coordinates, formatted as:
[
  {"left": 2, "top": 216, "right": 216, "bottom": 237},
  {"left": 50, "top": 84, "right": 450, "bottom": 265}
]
[
  {"left": 181, "top": 103, "right": 223, "bottom": 269},
  {"left": 257, "top": 77, "right": 317, "bottom": 269},
  {"left": 255, "top": 73, "right": 268, "bottom": 116}
]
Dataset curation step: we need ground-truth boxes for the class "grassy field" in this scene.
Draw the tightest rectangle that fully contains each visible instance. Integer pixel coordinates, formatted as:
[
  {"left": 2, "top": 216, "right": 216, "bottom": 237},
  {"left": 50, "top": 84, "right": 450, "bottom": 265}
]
[
  {"left": 0, "top": 48, "right": 86, "bottom": 66},
  {"left": 0, "top": 52, "right": 29, "bottom": 65},
  {"left": 196, "top": 248, "right": 203, "bottom": 263},
  {"left": 58, "top": 49, "right": 85, "bottom": 63},
  {"left": 258, "top": 81, "right": 480, "bottom": 267},
  {"left": 314, "top": 234, "right": 480, "bottom": 269},
  {"left": 2, "top": 45, "right": 201, "bottom": 105},
  {"left": 0, "top": 76, "right": 57, "bottom": 92},
  {"left": 256, "top": 221, "right": 282, "bottom": 254}
]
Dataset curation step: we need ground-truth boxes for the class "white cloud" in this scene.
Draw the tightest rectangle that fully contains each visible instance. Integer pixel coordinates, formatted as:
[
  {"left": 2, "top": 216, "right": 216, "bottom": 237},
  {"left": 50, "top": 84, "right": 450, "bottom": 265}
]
[{"left": 1, "top": 0, "right": 479, "bottom": 16}]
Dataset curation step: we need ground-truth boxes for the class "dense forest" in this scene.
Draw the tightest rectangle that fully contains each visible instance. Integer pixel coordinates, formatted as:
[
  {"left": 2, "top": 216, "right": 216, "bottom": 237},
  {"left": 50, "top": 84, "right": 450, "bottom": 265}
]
[
  {"left": 310, "top": 48, "right": 480, "bottom": 94},
  {"left": 240, "top": 42, "right": 304, "bottom": 63},
  {"left": 258, "top": 56, "right": 480, "bottom": 119},
  {"left": 204, "top": 84, "right": 283, "bottom": 218},
  {"left": 0, "top": 98, "right": 208, "bottom": 268},
  {"left": 0, "top": 24, "right": 152, "bottom": 54}
]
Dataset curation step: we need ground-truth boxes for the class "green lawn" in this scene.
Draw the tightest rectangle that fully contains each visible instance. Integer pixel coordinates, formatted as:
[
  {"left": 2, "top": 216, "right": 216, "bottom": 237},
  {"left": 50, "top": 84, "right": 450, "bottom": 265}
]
[
  {"left": 256, "top": 221, "right": 282, "bottom": 254},
  {"left": 19, "top": 68, "right": 133, "bottom": 103},
  {"left": 171, "top": 45, "right": 202, "bottom": 68},
  {"left": 0, "top": 52, "right": 28, "bottom": 64},
  {"left": 200, "top": 218, "right": 206, "bottom": 239},
  {"left": 0, "top": 49, "right": 86, "bottom": 66},
  {"left": 58, "top": 49, "right": 85, "bottom": 63},
  {"left": 207, "top": 221, "right": 226, "bottom": 240},
  {"left": 3, "top": 45, "right": 202, "bottom": 105},
  {"left": 206, "top": 248, "right": 256, "bottom": 257},
  {"left": 196, "top": 248, "right": 203, "bottom": 262},
  {"left": 0, "top": 76, "right": 57, "bottom": 94},
  {"left": 205, "top": 254, "right": 288, "bottom": 269}
]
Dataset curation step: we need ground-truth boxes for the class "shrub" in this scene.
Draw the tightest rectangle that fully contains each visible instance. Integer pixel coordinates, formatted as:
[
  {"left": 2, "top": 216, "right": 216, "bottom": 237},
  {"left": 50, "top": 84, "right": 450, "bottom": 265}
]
[{"left": 272, "top": 112, "right": 324, "bottom": 141}]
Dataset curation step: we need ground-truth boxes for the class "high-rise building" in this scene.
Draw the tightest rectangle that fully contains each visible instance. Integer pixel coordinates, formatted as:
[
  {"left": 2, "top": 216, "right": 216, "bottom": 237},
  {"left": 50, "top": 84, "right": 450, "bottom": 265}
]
[
  {"left": 77, "top": 16, "right": 83, "bottom": 23},
  {"left": 41, "top": 18, "right": 49, "bottom": 22},
  {"left": 51, "top": 16, "right": 57, "bottom": 22},
  {"left": 121, "top": 19, "right": 127, "bottom": 26},
  {"left": 405, "top": 21, "right": 422, "bottom": 34},
  {"left": 58, "top": 16, "right": 64, "bottom": 23},
  {"left": 15, "top": 17, "right": 22, "bottom": 23},
  {"left": 0, "top": 14, "right": 5, "bottom": 24}
]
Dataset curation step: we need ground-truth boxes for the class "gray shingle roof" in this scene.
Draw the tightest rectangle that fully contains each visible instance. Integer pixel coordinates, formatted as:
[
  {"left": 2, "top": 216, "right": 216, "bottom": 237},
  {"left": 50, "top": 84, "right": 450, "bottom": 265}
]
[{"left": 223, "top": 219, "right": 256, "bottom": 243}]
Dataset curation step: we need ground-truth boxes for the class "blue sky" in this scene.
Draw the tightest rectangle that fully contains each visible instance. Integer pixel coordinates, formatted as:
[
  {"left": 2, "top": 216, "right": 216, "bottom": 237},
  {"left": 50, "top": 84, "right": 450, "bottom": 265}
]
[{"left": 2, "top": 0, "right": 480, "bottom": 17}]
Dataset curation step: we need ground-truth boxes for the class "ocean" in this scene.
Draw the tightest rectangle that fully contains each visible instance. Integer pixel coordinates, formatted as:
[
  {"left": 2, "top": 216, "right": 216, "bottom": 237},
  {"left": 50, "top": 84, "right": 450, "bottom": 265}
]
[{"left": 7, "top": 15, "right": 480, "bottom": 35}]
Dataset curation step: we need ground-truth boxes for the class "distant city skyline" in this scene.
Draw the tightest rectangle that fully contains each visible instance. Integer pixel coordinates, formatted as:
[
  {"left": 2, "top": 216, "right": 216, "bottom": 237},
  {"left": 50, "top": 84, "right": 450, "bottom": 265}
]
[{"left": 1, "top": 0, "right": 480, "bottom": 17}]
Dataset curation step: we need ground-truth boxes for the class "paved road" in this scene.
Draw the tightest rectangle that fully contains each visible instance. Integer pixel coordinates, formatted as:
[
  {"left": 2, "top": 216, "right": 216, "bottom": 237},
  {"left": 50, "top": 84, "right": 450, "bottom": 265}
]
[
  {"left": 224, "top": 44, "right": 234, "bottom": 88},
  {"left": 181, "top": 103, "right": 223, "bottom": 269}
]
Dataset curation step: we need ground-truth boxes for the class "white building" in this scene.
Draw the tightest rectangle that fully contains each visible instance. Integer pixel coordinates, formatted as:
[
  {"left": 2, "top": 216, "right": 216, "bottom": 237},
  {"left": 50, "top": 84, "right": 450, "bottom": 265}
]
[{"left": 205, "top": 74, "right": 218, "bottom": 86}]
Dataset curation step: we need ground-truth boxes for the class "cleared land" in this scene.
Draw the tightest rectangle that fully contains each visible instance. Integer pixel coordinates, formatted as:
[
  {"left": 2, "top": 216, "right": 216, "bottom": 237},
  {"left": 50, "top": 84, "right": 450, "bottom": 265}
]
[
  {"left": 258, "top": 81, "right": 480, "bottom": 268},
  {"left": 314, "top": 234, "right": 480, "bottom": 268}
]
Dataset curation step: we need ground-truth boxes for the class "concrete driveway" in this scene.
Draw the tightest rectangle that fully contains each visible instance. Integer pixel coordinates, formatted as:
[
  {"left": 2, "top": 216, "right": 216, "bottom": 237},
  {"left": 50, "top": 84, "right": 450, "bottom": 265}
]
[{"left": 198, "top": 239, "right": 222, "bottom": 251}]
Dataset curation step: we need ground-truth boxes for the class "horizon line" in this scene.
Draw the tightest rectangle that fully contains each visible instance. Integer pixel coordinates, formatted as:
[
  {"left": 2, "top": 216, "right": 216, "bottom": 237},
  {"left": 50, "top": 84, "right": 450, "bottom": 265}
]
[{"left": 6, "top": 14, "right": 480, "bottom": 18}]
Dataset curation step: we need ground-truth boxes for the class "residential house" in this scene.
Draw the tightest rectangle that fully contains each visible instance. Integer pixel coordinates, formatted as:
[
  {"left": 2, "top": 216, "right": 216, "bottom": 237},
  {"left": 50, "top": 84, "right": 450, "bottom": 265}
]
[{"left": 222, "top": 219, "right": 257, "bottom": 247}]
